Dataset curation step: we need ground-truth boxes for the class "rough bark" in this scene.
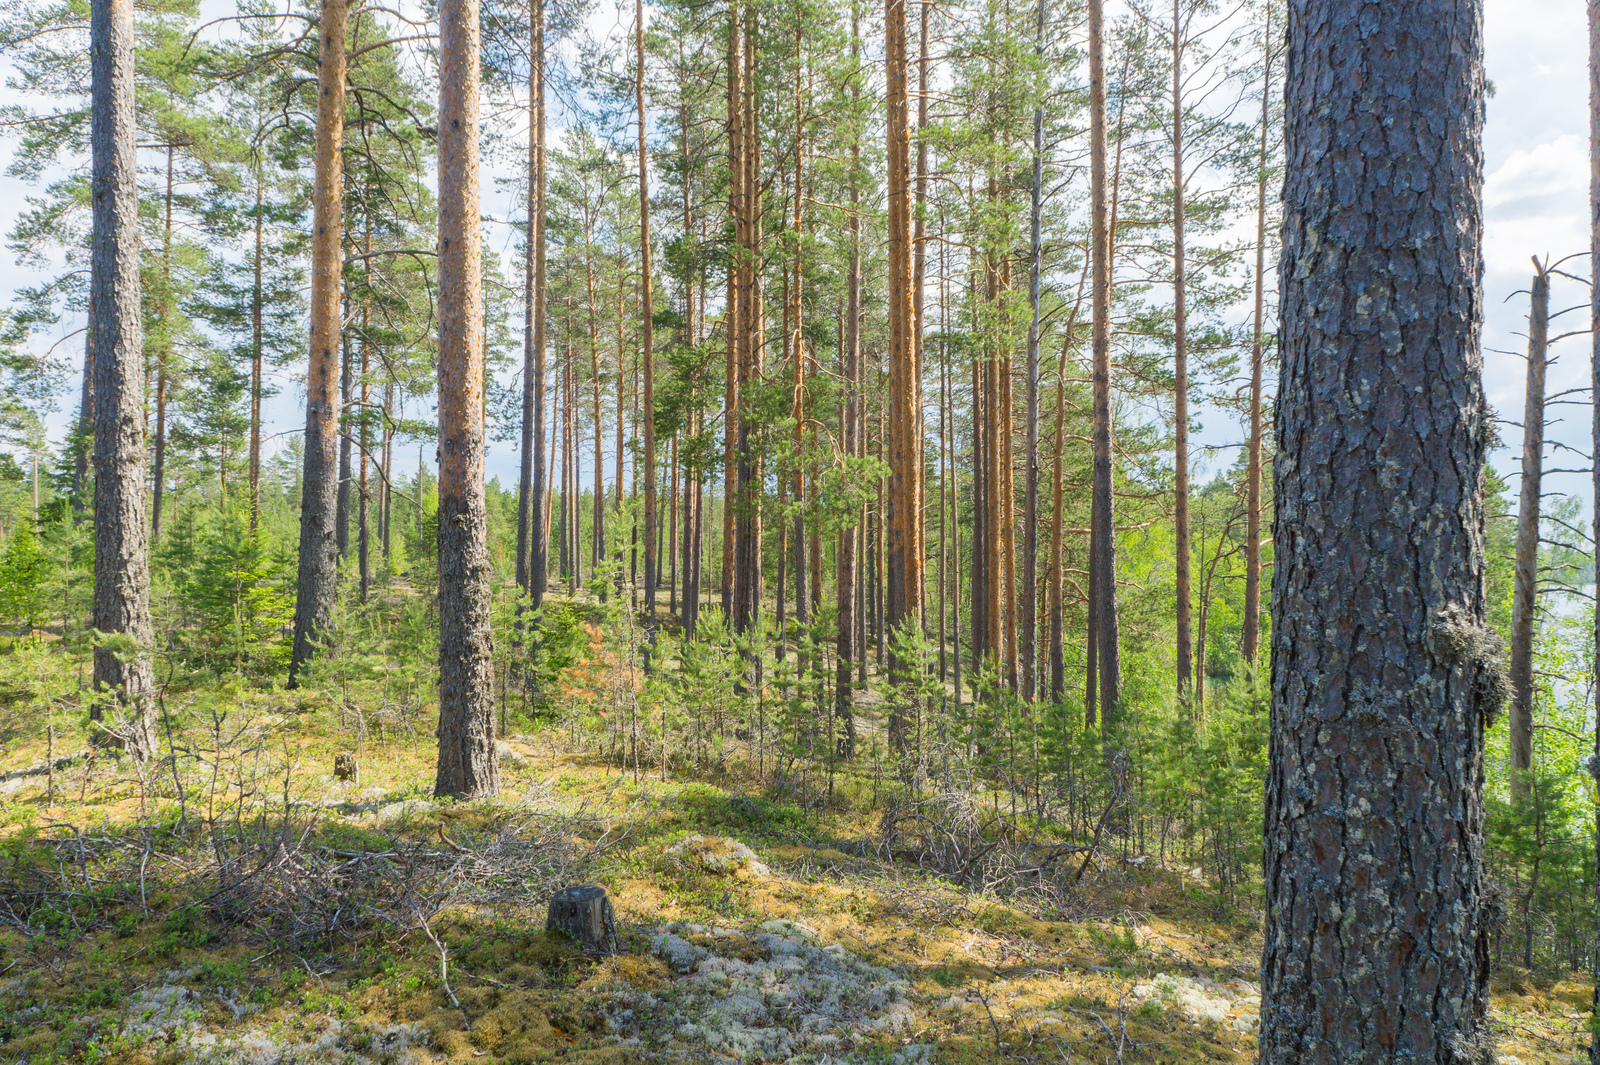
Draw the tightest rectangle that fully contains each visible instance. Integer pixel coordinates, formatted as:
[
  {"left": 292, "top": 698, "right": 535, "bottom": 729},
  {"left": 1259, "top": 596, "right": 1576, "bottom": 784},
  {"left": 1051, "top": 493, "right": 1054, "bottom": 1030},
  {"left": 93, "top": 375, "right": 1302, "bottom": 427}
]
[
  {"left": 884, "top": 0, "right": 922, "bottom": 714},
  {"left": 433, "top": 0, "right": 498, "bottom": 800},
  {"left": 290, "top": 0, "right": 348, "bottom": 688},
  {"left": 546, "top": 885, "right": 617, "bottom": 954},
  {"left": 1087, "top": 0, "right": 1119, "bottom": 728},
  {"left": 89, "top": 0, "right": 155, "bottom": 759},
  {"left": 1510, "top": 260, "right": 1547, "bottom": 805},
  {"left": 1261, "top": 0, "right": 1491, "bottom": 1059}
]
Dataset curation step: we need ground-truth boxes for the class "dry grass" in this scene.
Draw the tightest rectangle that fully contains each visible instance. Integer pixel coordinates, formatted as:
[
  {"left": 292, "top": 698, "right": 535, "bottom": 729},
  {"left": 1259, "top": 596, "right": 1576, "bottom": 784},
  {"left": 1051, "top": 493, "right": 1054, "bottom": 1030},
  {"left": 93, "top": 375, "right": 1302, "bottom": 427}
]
[{"left": 0, "top": 671, "right": 1586, "bottom": 1065}]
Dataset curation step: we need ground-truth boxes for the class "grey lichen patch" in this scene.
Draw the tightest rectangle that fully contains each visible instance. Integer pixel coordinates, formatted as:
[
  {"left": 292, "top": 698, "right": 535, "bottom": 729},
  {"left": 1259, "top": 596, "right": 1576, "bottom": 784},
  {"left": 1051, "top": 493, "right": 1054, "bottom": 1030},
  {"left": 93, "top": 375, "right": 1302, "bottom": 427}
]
[
  {"left": 1447, "top": 1027, "right": 1498, "bottom": 1065},
  {"left": 642, "top": 922, "right": 914, "bottom": 1061},
  {"left": 1429, "top": 604, "right": 1509, "bottom": 727}
]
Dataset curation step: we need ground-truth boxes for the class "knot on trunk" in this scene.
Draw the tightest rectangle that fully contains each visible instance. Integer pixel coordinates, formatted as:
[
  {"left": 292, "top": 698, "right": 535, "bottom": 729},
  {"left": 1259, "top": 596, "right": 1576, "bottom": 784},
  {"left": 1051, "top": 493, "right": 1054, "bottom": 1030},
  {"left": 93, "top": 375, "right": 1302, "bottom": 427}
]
[{"left": 1429, "top": 604, "right": 1508, "bottom": 728}]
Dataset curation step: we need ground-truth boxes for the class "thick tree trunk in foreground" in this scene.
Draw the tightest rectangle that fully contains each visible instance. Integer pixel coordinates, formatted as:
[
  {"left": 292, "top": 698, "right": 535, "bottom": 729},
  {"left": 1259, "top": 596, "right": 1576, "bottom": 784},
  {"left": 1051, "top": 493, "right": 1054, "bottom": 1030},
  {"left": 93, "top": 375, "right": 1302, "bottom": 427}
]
[
  {"left": 89, "top": 0, "right": 155, "bottom": 758},
  {"left": 1510, "top": 260, "right": 1548, "bottom": 806},
  {"left": 1261, "top": 0, "right": 1492, "bottom": 1059},
  {"left": 433, "top": 0, "right": 498, "bottom": 800},
  {"left": 290, "top": 0, "right": 348, "bottom": 688}
]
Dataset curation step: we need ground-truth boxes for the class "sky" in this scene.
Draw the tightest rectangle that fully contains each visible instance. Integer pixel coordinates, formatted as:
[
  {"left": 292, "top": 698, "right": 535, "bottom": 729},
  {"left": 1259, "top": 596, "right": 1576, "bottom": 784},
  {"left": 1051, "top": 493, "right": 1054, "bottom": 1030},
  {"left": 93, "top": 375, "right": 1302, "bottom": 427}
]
[{"left": 0, "top": 0, "right": 1593, "bottom": 501}]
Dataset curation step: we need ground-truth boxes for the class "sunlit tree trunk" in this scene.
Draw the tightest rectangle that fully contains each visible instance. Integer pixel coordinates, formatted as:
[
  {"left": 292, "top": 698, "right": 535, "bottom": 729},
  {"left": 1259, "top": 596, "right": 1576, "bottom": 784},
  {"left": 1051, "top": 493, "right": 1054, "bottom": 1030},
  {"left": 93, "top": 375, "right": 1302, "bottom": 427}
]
[
  {"left": 721, "top": 0, "right": 742, "bottom": 621},
  {"left": 290, "top": 0, "right": 349, "bottom": 688},
  {"left": 836, "top": 0, "right": 862, "bottom": 753},
  {"left": 638, "top": 0, "right": 657, "bottom": 653},
  {"left": 1171, "top": 0, "right": 1192, "bottom": 701},
  {"left": 1241, "top": 0, "right": 1271, "bottom": 676},
  {"left": 89, "top": 0, "right": 155, "bottom": 758},
  {"left": 884, "top": 0, "right": 923, "bottom": 743},
  {"left": 1087, "top": 0, "right": 1118, "bottom": 728},
  {"left": 1022, "top": 0, "right": 1044, "bottom": 703},
  {"left": 517, "top": 0, "right": 547, "bottom": 620},
  {"left": 433, "top": 0, "right": 498, "bottom": 799}
]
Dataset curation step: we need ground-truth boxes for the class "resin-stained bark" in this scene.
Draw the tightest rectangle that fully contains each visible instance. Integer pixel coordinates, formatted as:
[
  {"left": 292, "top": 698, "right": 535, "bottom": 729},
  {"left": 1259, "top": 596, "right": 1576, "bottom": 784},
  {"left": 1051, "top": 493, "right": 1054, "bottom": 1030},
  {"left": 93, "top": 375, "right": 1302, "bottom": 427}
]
[
  {"left": 1262, "top": 0, "right": 1492, "bottom": 1060},
  {"left": 90, "top": 0, "right": 155, "bottom": 758},
  {"left": 433, "top": 0, "right": 499, "bottom": 800}
]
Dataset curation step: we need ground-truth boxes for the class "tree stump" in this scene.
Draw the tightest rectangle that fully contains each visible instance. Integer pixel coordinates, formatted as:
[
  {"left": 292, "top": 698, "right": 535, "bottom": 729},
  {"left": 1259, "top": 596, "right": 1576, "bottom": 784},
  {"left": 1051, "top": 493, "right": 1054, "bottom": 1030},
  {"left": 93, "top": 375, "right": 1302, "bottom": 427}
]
[
  {"left": 545, "top": 885, "right": 616, "bottom": 954},
  {"left": 334, "top": 752, "right": 358, "bottom": 783}
]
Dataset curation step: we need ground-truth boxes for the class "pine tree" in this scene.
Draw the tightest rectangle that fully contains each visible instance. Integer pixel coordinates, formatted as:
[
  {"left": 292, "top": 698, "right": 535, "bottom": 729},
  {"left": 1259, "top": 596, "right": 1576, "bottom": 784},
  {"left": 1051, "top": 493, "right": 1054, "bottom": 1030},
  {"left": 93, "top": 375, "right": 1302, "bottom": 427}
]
[
  {"left": 433, "top": 0, "right": 498, "bottom": 799},
  {"left": 89, "top": 0, "right": 156, "bottom": 758},
  {"left": 1261, "top": 0, "right": 1491, "bottom": 1057}
]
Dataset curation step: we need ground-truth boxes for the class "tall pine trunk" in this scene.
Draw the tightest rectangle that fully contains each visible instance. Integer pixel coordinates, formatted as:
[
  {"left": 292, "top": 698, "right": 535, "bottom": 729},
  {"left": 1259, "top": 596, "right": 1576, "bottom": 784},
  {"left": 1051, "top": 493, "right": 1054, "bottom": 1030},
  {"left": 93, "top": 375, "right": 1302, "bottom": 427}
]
[
  {"left": 638, "top": 0, "right": 657, "bottom": 653},
  {"left": 1241, "top": 0, "right": 1270, "bottom": 676},
  {"left": 884, "top": 0, "right": 922, "bottom": 735},
  {"left": 1087, "top": 0, "right": 1118, "bottom": 727},
  {"left": 1261, "top": 0, "right": 1490, "bottom": 1056},
  {"left": 433, "top": 0, "right": 498, "bottom": 800},
  {"left": 290, "top": 0, "right": 349, "bottom": 688},
  {"left": 1021, "top": 0, "right": 1044, "bottom": 704},
  {"left": 519, "top": 0, "right": 549, "bottom": 613},
  {"left": 89, "top": 0, "right": 155, "bottom": 758},
  {"left": 1170, "top": 0, "right": 1191, "bottom": 700},
  {"left": 836, "top": 3, "right": 862, "bottom": 752}
]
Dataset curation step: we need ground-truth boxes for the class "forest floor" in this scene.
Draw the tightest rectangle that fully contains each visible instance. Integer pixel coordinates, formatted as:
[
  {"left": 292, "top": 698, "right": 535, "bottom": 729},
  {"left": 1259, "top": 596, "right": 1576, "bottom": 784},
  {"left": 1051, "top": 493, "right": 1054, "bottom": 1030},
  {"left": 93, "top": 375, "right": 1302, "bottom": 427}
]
[{"left": 0, "top": 692, "right": 1589, "bottom": 1065}]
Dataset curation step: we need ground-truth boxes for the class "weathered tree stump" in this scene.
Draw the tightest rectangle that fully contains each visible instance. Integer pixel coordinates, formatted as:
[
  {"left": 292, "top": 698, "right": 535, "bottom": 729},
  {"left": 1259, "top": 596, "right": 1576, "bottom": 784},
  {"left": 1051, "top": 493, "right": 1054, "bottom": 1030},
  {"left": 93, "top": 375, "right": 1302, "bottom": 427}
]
[
  {"left": 334, "top": 752, "right": 358, "bottom": 783},
  {"left": 545, "top": 885, "right": 616, "bottom": 954}
]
